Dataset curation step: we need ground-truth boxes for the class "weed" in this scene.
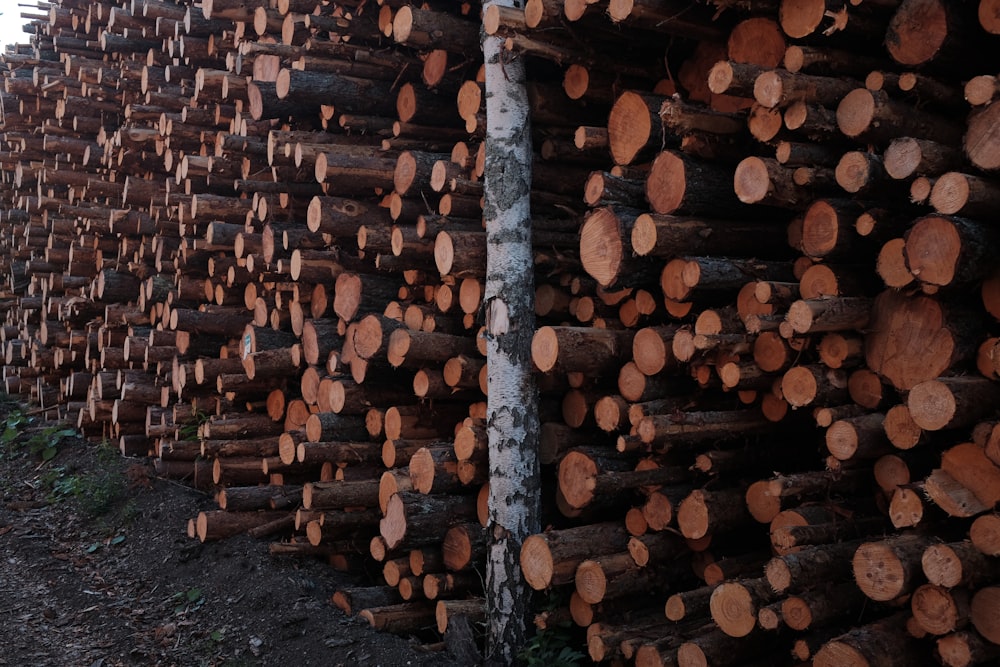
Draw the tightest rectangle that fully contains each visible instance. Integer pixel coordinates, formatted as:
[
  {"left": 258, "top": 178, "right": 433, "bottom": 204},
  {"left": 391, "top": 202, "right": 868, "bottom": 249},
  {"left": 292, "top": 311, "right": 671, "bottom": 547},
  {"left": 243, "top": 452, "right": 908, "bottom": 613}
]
[
  {"left": 86, "top": 534, "right": 127, "bottom": 554},
  {"left": 177, "top": 409, "right": 210, "bottom": 441},
  {"left": 0, "top": 408, "right": 76, "bottom": 461},
  {"left": 41, "top": 462, "right": 127, "bottom": 518},
  {"left": 518, "top": 591, "right": 586, "bottom": 667},
  {"left": 171, "top": 587, "right": 207, "bottom": 616},
  {"left": 517, "top": 623, "right": 586, "bottom": 667}
]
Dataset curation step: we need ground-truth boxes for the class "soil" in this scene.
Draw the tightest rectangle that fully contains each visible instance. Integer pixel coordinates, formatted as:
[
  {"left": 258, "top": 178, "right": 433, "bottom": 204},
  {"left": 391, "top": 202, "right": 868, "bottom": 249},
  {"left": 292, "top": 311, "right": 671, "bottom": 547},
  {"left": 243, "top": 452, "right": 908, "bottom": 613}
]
[{"left": 0, "top": 400, "right": 468, "bottom": 666}]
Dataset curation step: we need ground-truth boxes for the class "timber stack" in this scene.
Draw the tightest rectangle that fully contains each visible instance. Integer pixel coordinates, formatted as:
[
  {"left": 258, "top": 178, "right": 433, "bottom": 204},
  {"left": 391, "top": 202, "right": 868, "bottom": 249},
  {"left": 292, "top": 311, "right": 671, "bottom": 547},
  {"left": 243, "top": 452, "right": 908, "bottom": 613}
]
[{"left": 2, "top": 0, "right": 1000, "bottom": 662}]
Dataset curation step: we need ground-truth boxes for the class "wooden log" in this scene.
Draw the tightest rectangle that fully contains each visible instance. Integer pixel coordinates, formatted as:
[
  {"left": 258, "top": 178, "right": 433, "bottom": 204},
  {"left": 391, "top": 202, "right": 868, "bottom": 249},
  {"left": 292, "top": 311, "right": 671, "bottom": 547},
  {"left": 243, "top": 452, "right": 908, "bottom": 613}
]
[
  {"left": 886, "top": 0, "right": 974, "bottom": 68},
  {"left": 332, "top": 586, "right": 403, "bottom": 616},
  {"left": 782, "top": 364, "right": 849, "bottom": 408},
  {"left": 904, "top": 215, "right": 1000, "bottom": 288},
  {"left": 825, "top": 412, "right": 891, "bottom": 461},
  {"left": 302, "top": 480, "right": 380, "bottom": 511},
  {"left": 677, "top": 488, "right": 751, "bottom": 541},
  {"left": 912, "top": 583, "right": 971, "bottom": 636},
  {"left": 630, "top": 213, "right": 788, "bottom": 261},
  {"left": 520, "top": 522, "right": 631, "bottom": 590},
  {"left": 379, "top": 492, "right": 478, "bottom": 550},
  {"left": 575, "top": 550, "right": 683, "bottom": 605},
  {"left": 661, "top": 257, "right": 793, "bottom": 303},
  {"left": 908, "top": 378, "right": 1000, "bottom": 432},
  {"left": 745, "top": 469, "right": 869, "bottom": 523},
  {"left": 937, "top": 629, "right": 1000, "bottom": 667},
  {"left": 358, "top": 602, "right": 437, "bottom": 635},
  {"left": 637, "top": 409, "right": 770, "bottom": 447},
  {"left": 558, "top": 450, "right": 689, "bottom": 511},
  {"left": 865, "top": 290, "right": 977, "bottom": 391},
  {"left": 971, "top": 587, "right": 1000, "bottom": 644},
  {"left": 940, "top": 442, "right": 1000, "bottom": 508},
  {"left": 435, "top": 598, "right": 485, "bottom": 635},
  {"left": 813, "top": 612, "right": 922, "bottom": 667},
  {"left": 219, "top": 485, "right": 303, "bottom": 512},
  {"left": 607, "top": 91, "right": 742, "bottom": 166},
  {"left": 754, "top": 68, "right": 858, "bottom": 110},
  {"left": 734, "top": 156, "right": 810, "bottom": 208},
  {"left": 531, "top": 326, "right": 634, "bottom": 376},
  {"left": 853, "top": 534, "right": 937, "bottom": 602},
  {"left": 765, "top": 540, "right": 863, "bottom": 594},
  {"left": 644, "top": 150, "right": 744, "bottom": 216},
  {"left": 970, "top": 514, "right": 1000, "bottom": 556},
  {"left": 195, "top": 510, "right": 288, "bottom": 542},
  {"left": 579, "top": 206, "right": 661, "bottom": 288},
  {"left": 836, "top": 88, "right": 962, "bottom": 146}
]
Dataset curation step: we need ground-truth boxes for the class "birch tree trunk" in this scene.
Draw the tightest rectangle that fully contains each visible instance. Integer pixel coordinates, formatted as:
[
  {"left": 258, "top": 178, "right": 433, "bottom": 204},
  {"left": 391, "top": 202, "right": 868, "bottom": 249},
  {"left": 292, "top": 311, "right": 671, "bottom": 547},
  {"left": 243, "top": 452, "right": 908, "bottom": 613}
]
[{"left": 482, "top": 3, "right": 541, "bottom": 664}]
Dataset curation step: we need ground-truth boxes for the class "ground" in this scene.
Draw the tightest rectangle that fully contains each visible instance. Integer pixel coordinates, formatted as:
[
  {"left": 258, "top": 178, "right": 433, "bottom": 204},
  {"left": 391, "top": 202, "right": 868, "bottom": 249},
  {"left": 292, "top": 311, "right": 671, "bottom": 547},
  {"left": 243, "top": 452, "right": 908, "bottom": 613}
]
[{"left": 0, "top": 400, "right": 467, "bottom": 666}]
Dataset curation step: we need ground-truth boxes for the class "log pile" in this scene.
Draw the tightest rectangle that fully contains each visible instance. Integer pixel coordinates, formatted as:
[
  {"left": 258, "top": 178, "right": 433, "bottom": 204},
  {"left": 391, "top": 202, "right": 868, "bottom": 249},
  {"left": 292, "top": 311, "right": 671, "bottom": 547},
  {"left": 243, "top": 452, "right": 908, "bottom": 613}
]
[{"left": 2, "top": 0, "right": 1000, "bottom": 662}]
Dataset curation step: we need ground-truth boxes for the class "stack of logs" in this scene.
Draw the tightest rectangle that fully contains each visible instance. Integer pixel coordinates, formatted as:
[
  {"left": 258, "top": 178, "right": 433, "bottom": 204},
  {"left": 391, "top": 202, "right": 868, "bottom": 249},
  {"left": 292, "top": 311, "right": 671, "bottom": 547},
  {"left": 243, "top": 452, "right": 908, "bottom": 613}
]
[{"left": 3, "top": 0, "right": 1000, "bottom": 662}]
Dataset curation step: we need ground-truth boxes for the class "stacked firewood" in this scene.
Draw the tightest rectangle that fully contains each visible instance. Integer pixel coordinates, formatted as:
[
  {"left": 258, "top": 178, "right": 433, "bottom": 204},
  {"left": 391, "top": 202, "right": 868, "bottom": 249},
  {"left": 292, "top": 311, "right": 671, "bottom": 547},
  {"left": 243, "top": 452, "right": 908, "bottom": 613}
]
[
  {"left": 499, "top": 0, "right": 1000, "bottom": 664},
  {"left": 3, "top": 0, "right": 1000, "bottom": 662}
]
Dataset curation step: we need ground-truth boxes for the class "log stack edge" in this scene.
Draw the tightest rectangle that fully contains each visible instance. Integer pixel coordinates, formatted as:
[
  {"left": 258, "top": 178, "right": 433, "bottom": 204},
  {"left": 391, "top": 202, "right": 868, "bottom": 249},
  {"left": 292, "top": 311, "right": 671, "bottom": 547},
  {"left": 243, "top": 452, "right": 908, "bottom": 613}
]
[{"left": 3, "top": 0, "right": 1000, "bottom": 664}]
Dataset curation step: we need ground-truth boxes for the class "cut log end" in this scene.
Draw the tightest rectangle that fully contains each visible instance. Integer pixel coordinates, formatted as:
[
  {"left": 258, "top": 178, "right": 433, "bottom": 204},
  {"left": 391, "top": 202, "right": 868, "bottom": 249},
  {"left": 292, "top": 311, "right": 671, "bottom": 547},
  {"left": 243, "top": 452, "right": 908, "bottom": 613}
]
[
  {"left": 520, "top": 534, "right": 555, "bottom": 591},
  {"left": 836, "top": 88, "right": 875, "bottom": 139}
]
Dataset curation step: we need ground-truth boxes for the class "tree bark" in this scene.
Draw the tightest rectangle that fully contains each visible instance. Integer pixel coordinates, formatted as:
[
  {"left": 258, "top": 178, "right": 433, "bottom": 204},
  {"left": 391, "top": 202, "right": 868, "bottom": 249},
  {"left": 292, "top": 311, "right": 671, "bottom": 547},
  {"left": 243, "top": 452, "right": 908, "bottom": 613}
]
[{"left": 481, "top": 7, "right": 541, "bottom": 664}]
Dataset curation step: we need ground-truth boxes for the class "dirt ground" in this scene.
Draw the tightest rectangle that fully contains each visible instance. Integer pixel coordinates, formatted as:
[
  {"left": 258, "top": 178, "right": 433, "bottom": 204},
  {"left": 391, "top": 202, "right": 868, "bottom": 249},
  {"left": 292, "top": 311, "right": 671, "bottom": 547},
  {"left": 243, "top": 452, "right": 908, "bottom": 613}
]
[{"left": 0, "top": 400, "right": 468, "bottom": 666}]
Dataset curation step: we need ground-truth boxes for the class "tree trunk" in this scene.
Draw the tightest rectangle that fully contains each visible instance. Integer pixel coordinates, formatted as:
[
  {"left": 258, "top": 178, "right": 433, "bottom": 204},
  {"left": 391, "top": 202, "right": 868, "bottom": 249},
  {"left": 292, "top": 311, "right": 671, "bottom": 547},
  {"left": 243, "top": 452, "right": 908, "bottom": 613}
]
[{"left": 481, "top": 9, "right": 541, "bottom": 663}]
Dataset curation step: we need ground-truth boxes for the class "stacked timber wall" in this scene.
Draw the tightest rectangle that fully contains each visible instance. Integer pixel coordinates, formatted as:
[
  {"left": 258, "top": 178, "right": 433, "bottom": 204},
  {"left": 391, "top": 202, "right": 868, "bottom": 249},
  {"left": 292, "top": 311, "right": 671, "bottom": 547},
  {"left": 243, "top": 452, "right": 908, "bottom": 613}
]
[{"left": 3, "top": 0, "right": 1000, "bottom": 663}]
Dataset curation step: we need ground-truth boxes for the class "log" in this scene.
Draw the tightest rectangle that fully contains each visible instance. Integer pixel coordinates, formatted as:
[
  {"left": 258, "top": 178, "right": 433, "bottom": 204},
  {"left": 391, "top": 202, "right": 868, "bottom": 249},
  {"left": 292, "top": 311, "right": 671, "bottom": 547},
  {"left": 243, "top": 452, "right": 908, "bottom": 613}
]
[
  {"left": 195, "top": 510, "right": 288, "bottom": 542},
  {"left": 579, "top": 206, "right": 661, "bottom": 288},
  {"left": 836, "top": 88, "right": 962, "bottom": 146},
  {"left": 379, "top": 492, "right": 478, "bottom": 550},
  {"left": 970, "top": 514, "right": 1000, "bottom": 556},
  {"left": 813, "top": 612, "right": 922, "bottom": 667},
  {"left": 644, "top": 150, "right": 744, "bottom": 216},
  {"left": 782, "top": 582, "right": 866, "bottom": 631},
  {"left": 302, "top": 480, "right": 380, "bottom": 510},
  {"left": 905, "top": 215, "right": 1000, "bottom": 289},
  {"left": 557, "top": 450, "right": 689, "bottom": 511},
  {"left": 912, "top": 583, "right": 971, "bottom": 636},
  {"left": 940, "top": 442, "right": 1000, "bottom": 508},
  {"left": 937, "top": 629, "right": 1000, "bottom": 667},
  {"left": 765, "top": 540, "right": 863, "bottom": 595},
  {"left": 677, "top": 488, "right": 751, "bottom": 541},
  {"left": 332, "top": 586, "right": 403, "bottom": 616},
  {"left": 520, "top": 522, "right": 631, "bottom": 590},
  {"left": 971, "top": 587, "right": 1000, "bottom": 644},
  {"left": 886, "top": 0, "right": 973, "bottom": 68},
  {"left": 853, "top": 534, "right": 938, "bottom": 602},
  {"left": 531, "top": 326, "right": 634, "bottom": 376},
  {"left": 358, "top": 602, "right": 437, "bottom": 635},
  {"left": 865, "top": 290, "right": 975, "bottom": 391},
  {"left": 754, "top": 68, "right": 858, "bottom": 109},
  {"left": 734, "top": 156, "right": 810, "bottom": 208},
  {"left": 908, "top": 378, "right": 1000, "bottom": 432},
  {"left": 630, "top": 213, "right": 788, "bottom": 261}
]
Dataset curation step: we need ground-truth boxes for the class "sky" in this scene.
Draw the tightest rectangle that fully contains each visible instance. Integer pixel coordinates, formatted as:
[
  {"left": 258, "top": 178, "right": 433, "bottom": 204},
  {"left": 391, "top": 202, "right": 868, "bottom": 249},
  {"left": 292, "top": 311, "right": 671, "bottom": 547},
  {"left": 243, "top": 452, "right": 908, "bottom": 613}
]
[{"left": 0, "top": 6, "right": 37, "bottom": 52}]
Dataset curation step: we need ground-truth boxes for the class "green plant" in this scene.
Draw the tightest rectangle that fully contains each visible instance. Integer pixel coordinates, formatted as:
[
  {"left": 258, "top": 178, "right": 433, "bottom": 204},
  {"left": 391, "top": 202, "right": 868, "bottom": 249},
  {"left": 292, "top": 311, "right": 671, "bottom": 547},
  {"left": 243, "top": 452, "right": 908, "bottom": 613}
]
[
  {"left": 518, "top": 590, "right": 585, "bottom": 667},
  {"left": 177, "top": 409, "right": 210, "bottom": 441},
  {"left": 31, "top": 425, "right": 77, "bottom": 461},
  {"left": 171, "top": 587, "right": 206, "bottom": 615},
  {"left": 86, "top": 534, "right": 126, "bottom": 553},
  {"left": 517, "top": 622, "right": 586, "bottom": 667},
  {"left": 1, "top": 408, "right": 77, "bottom": 461},
  {"left": 43, "top": 463, "right": 127, "bottom": 518},
  {"left": 0, "top": 408, "right": 28, "bottom": 458}
]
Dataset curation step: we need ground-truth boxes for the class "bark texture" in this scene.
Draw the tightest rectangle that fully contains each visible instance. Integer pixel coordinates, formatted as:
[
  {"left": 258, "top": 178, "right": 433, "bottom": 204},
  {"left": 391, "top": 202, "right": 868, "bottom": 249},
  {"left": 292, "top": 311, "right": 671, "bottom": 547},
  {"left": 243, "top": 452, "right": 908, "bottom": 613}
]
[{"left": 482, "top": 7, "right": 541, "bottom": 665}]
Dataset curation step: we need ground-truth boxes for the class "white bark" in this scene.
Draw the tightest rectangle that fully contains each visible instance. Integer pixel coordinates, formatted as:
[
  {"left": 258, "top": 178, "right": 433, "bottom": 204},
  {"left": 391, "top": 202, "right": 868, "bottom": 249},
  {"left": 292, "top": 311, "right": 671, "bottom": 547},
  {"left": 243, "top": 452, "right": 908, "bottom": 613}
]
[{"left": 481, "top": 4, "right": 541, "bottom": 665}]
